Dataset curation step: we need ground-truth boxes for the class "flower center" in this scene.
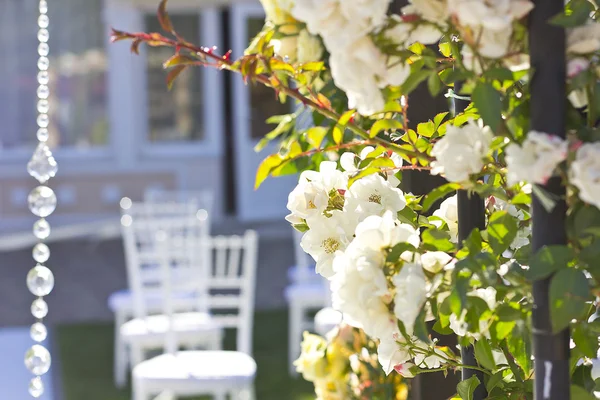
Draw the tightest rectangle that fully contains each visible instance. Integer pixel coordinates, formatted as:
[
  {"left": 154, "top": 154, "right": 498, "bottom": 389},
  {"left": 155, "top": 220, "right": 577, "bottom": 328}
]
[
  {"left": 368, "top": 193, "right": 382, "bottom": 204},
  {"left": 307, "top": 200, "right": 317, "bottom": 209},
  {"left": 322, "top": 237, "right": 340, "bottom": 254}
]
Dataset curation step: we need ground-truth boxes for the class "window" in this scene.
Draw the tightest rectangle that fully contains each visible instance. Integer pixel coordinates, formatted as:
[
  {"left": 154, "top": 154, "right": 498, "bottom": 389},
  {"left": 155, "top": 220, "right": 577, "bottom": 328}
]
[
  {"left": 246, "top": 17, "right": 291, "bottom": 139},
  {"left": 0, "top": 0, "right": 108, "bottom": 151},
  {"left": 144, "top": 14, "right": 204, "bottom": 143}
]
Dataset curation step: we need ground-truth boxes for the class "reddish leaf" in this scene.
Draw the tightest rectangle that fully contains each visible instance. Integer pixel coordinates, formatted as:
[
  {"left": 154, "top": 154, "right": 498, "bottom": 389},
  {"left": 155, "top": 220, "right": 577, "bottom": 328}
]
[
  {"left": 157, "top": 0, "right": 174, "bottom": 33},
  {"left": 166, "top": 65, "right": 186, "bottom": 90}
]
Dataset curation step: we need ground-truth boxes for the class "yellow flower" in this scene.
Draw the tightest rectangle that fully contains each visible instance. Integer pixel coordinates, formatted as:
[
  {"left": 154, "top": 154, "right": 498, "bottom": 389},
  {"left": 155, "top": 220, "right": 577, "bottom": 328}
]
[{"left": 294, "top": 332, "right": 330, "bottom": 382}]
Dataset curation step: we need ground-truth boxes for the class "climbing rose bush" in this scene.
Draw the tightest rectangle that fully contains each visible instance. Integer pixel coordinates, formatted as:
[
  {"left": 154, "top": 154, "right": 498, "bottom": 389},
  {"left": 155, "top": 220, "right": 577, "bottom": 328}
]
[{"left": 114, "top": 0, "right": 600, "bottom": 397}]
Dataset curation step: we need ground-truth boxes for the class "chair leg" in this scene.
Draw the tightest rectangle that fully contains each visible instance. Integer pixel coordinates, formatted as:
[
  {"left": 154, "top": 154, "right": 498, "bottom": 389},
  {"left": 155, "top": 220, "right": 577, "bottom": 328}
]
[
  {"left": 130, "top": 343, "right": 144, "bottom": 367},
  {"left": 289, "top": 303, "right": 301, "bottom": 377},
  {"left": 114, "top": 310, "right": 127, "bottom": 388},
  {"left": 233, "top": 385, "right": 256, "bottom": 400},
  {"left": 132, "top": 377, "right": 149, "bottom": 400}
]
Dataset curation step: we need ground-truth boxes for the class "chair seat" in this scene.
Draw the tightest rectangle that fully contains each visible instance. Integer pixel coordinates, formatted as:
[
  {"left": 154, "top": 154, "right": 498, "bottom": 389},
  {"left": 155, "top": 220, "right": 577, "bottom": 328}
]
[
  {"left": 108, "top": 289, "right": 195, "bottom": 313},
  {"left": 133, "top": 351, "right": 256, "bottom": 385},
  {"left": 287, "top": 265, "right": 320, "bottom": 284},
  {"left": 121, "top": 312, "right": 221, "bottom": 340},
  {"left": 314, "top": 307, "right": 343, "bottom": 336}
]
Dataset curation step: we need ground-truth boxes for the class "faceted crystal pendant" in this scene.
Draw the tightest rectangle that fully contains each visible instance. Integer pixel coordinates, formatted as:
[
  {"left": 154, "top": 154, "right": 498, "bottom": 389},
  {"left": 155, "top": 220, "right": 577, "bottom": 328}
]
[
  {"left": 28, "top": 143, "right": 57, "bottom": 184},
  {"left": 24, "top": 345, "right": 51, "bottom": 375},
  {"left": 38, "top": 29, "right": 49, "bottom": 43},
  {"left": 30, "top": 322, "right": 48, "bottom": 342},
  {"left": 38, "top": 43, "right": 49, "bottom": 57},
  {"left": 39, "top": 0, "right": 48, "bottom": 14},
  {"left": 38, "top": 15, "right": 49, "bottom": 29},
  {"left": 27, "top": 265, "right": 54, "bottom": 297},
  {"left": 33, "top": 243, "right": 50, "bottom": 263},
  {"left": 37, "top": 71, "right": 49, "bottom": 85},
  {"left": 28, "top": 186, "right": 57, "bottom": 217},
  {"left": 29, "top": 376, "right": 44, "bottom": 398},
  {"left": 31, "top": 298, "right": 49, "bottom": 319},
  {"left": 37, "top": 128, "right": 49, "bottom": 142}
]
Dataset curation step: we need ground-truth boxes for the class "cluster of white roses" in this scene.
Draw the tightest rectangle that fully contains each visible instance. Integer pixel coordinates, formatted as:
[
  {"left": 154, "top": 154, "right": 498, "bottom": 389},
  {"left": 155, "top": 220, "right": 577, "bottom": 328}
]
[
  {"left": 286, "top": 151, "right": 470, "bottom": 375},
  {"left": 505, "top": 131, "right": 600, "bottom": 211}
]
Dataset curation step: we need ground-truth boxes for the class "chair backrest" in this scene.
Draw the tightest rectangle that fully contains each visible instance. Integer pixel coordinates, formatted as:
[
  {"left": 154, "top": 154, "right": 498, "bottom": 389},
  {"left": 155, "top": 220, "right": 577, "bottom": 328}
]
[
  {"left": 121, "top": 202, "right": 209, "bottom": 317},
  {"left": 293, "top": 228, "right": 316, "bottom": 282},
  {"left": 201, "top": 230, "right": 259, "bottom": 355},
  {"left": 144, "top": 189, "right": 214, "bottom": 224}
]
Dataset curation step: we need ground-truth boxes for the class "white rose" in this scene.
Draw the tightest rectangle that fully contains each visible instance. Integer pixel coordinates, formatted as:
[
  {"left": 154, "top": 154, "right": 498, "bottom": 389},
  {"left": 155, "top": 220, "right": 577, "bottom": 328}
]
[
  {"left": 461, "top": 47, "right": 483, "bottom": 74},
  {"left": 272, "top": 36, "right": 298, "bottom": 62},
  {"left": 301, "top": 211, "right": 355, "bottom": 278},
  {"left": 471, "top": 287, "right": 497, "bottom": 310},
  {"left": 285, "top": 180, "right": 329, "bottom": 223},
  {"left": 329, "top": 38, "right": 388, "bottom": 115},
  {"left": 448, "top": 0, "right": 533, "bottom": 31},
  {"left": 421, "top": 251, "right": 453, "bottom": 273},
  {"left": 300, "top": 160, "right": 348, "bottom": 192},
  {"left": 413, "top": 341, "right": 448, "bottom": 369},
  {"left": 382, "top": 57, "right": 411, "bottom": 88},
  {"left": 393, "top": 263, "right": 427, "bottom": 335},
  {"left": 392, "top": 362, "right": 416, "bottom": 377},
  {"left": 592, "top": 359, "right": 600, "bottom": 381},
  {"left": 431, "top": 119, "right": 493, "bottom": 183},
  {"left": 260, "top": 0, "right": 294, "bottom": 24},
  {"left": 567, "top": 57, "right": 590, "bottom": 78},
  {"left": 568, "top": 89, "right": 588, "bottom": 109},
  {"left": 570, "top": 143, "right": 600, "bottom": 210},
  {"left": 432, "top": 195, "right": 459, "bottom": 242},
  {"left": 385, "top": 21, "right": 442, "bottom": 47},
  {"left": 567, "top": 23, "right": 600, "bottom": 54},
  {"left": 510, "top": 225, "right": 531, "bottom": 250},
  {"left": 378, "top": 336, "right": 411, "bottom": 375},
  {"left": 475, "top": 27, "right": 512, "bottom": 59},
  {"left": 345, "top": 174, "right": 407, "bottom": 219},
  {"left": 355, "top": 211, "right": 421, "bottom": 250},
  {"left": 505, "top": 131, "right": 568, "bottom": 185},
  {"left": 296, "top": 30, "right": 323, "bottom": 63},
  {"left": 403, "top": 0, "right": 449, "bottom": 23}
]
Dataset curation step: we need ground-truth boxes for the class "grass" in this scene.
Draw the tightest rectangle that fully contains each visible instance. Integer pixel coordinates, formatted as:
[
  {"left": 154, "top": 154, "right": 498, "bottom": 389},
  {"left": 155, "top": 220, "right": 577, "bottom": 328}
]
[{"left": 56, "top": 309, "right": 315, "bottom": 400}]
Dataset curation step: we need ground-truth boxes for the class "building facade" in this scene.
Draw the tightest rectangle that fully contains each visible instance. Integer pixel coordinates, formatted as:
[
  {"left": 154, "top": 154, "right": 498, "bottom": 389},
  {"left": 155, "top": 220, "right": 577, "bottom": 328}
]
[{"left": 0, "top": 0, "right": 295, "bottom": 232}]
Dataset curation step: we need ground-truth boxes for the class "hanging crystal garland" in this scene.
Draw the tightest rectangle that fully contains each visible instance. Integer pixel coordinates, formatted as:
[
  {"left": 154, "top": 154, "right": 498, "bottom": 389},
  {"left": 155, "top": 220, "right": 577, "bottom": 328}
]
[{"left": 24, "top": 0, "right": 58, "bottom": 397}]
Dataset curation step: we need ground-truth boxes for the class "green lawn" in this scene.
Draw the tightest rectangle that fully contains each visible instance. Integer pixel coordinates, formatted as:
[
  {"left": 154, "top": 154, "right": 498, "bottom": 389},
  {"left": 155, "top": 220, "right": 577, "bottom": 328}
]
[{"left": 56, "top": 309, "right": 315, "bottom": 400}]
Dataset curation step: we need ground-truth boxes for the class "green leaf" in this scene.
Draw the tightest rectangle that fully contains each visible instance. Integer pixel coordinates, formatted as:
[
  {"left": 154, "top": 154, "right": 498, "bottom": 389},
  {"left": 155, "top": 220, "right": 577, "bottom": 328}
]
[
  {"left": 457, "top": 375, "right": 481, "bottom": 400},
  {"left": 166, "top": 65, "right": 186, "bottom": 90},
  {"left": 305, "top": 126, "right": 328, "bottom": 149},
  {"left": 472, "top": 82, "right": 502, "bottom": 133},
  {"left": 254, "top": 154, "right": 283, "bottom": 189},
  {"left": 422, "top": 183, "right": 459, "bottom": 212},
  {"left": 397, "top": 206, "right": 418, "bottom": 228},
  {"left": 422, "top": 228, "right": 455, "bottom": 252},
  {"left": 486, "top": 211, "right": 518, "bottom": 254},
  {"left": 573, "top": 323, "right": 600, "bottom": 359},
  {"left": 387, "top": 242, "right": 417, "bottom": 263},
  {"left": 417, "top": 121, "right": 436, "bottom": 137},
  {"left": 551, "top": 0, "right": 595, "bottom": 27},
  {"left": 401, "top": 69, "right": 431, "bottom": 95},
  {"left": 428, "top": 72, "right": 442, "bottom": 96},
  {"left": 369, "top": 119, "right": 403, "bottom": 138},
  {"left": 525, "top": 245, "right": 574, "bottom": 281},
  {"left": 507, "top": 321, "right": 533, "bottom": 375},
  {"left": 570, "top": 385, "right": 596, "bottom": 400},
  {"left": 550, "top": 268, "right": 590, "bottom": 333},
  {"left": 474, "top": 340, "right": 496, "bottom": 371},
  {"left": 486, "top": 371, "right": 505, "bottom": 393}
]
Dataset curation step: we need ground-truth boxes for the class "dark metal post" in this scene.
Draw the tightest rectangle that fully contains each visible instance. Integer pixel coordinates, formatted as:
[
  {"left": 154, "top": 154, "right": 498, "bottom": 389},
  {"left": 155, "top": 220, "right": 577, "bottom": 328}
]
[
  {"left": 455, "top": 82, "right": 487, "bottom": 399},
  {"left": 529, "top": 0, "right": 570, "bottom": 398}
]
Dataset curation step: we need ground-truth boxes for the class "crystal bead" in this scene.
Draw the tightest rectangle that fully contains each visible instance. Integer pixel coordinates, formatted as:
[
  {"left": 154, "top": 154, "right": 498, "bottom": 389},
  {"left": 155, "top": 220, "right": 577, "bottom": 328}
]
[
  {"left": 33, "top": 219, "right": 51, "bottom": 240},
  {"left": 37, "top": 85, "right": 49, "bottom": 99},
  {"left": 28, "top": 186, "right": 57, "bottom": 217},
  {"left": 39, "top": 0, "right": 48, "bottom": 14},
  {"left": 37, "top": 128, "right": 49, "bottom": 142},
  {"left": 24, "top": 345, "right": 51, "bottom": 375},
  {"left": 37, "top": 100, "right": 49, "bottom": 114},
  {"left": 38, "top": 29, "right": 49, "bottom": 43},
  {"left": 37, "top": 71, "right": 49, "bottom": 85},
  {"left": 27, "top": 265, "right": 54, "bottom": 297},
  {"left": 28, "top": 144, "right": 57, "bottom": 184},
  {"left": 29, "top": 376, "right": 44, "bottom": 398},
  {"left": 30, "top": 322, "right": 48, "bottom": 342},
  {"left": 38, "top": 57, "right": 49, "bottom": 71},
  {"left": 31, "top": 298, "right": 49, "bottom": 319},
  {"left": 33, "top": 243, "right": 50, "bottom": 263},
  {"left": 38, "top": 43, "right": 49, "bottom": 57},
  {"left": 38, "top": 15, "right": 49, "bottom": 29},
  {"left": 37, "top": 113, "right": 49, "bottom": 128},
  {"left": 27, "top": 143, "right": 58, "bottom": 184}
]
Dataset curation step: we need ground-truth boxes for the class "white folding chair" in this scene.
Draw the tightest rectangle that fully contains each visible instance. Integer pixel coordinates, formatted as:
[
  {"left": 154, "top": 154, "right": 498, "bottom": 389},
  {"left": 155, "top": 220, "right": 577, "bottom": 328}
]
[
  {"left": 110, "top": 201, "right": 218, "bottom": 387},
  {"left": 144, "top": 188, "right": 214, "bottom": 224},
  {"left": 132, "top": 230, "right": 259, "bottom": 400},
  {"left": 284, "top": 228, "right": 329, "bottom": 376}
]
